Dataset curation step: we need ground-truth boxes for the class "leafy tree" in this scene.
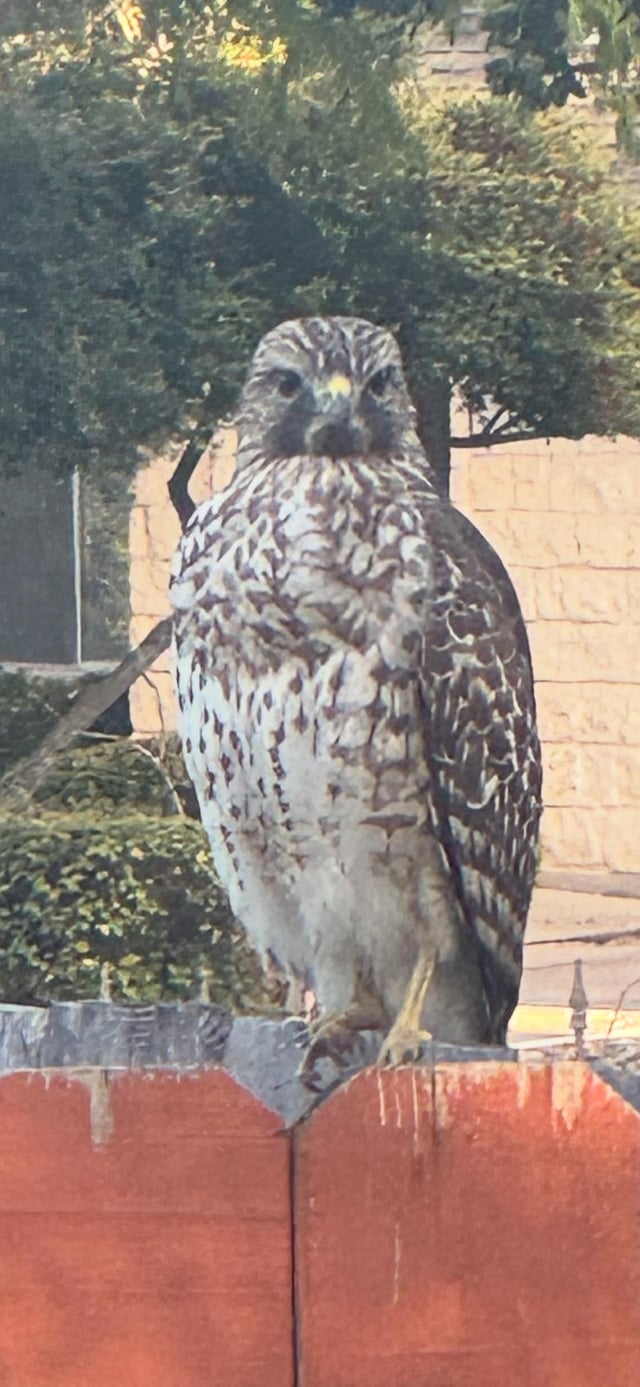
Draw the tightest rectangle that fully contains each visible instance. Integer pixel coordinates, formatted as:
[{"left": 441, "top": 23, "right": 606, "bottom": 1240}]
[
  {"left": 1, "top": 0, "right": 638, "bottom": 498},
  {"left": 481, "top": 0, "right": 640, "bottom": 156},
  {"left": 483, "top": 0, "right": 587, "bottom": 108}
]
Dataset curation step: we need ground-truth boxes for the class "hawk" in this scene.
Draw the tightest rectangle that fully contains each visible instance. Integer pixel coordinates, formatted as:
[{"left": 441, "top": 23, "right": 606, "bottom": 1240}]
[{"left": 170, "top": 317, "right": 542, "bottom": 1079}]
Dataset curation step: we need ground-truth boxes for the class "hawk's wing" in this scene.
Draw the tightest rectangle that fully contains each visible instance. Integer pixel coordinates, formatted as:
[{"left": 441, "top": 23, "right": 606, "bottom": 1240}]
[{"left": 419, "top": 500, "right": 542, "bottom": 1043}]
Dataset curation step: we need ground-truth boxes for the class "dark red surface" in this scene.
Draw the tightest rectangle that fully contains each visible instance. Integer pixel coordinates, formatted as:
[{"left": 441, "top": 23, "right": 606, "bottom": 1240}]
[
  {"left": 294, "top": 1062, "right": 640, "bottom": 1387},
  {"left": 0, "top": 1062, "right": 638, "bottom": 1386},
  {"left": 0, "top": 1069, "right": 294, "bottom": 1387}
]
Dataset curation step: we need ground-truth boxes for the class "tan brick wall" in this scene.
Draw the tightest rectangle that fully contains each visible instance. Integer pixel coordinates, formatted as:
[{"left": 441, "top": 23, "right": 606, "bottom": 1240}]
[
  {"left": 130, "top": 428, "right": 640, "bottom": 874},
  {"left": 128, "top": 431, "right": 236, "bottom": 737},
  {"left": 451, "top": 433, "right": 640, "bottom": 873}
]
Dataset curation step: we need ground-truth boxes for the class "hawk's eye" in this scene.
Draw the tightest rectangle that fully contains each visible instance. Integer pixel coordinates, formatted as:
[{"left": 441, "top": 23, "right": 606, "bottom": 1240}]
[
  {"left": 273, "top": 369, "right": 303, "bottom": 399},
  {"left": 367, "top": 366, "right": 394, "bottom": 398}
]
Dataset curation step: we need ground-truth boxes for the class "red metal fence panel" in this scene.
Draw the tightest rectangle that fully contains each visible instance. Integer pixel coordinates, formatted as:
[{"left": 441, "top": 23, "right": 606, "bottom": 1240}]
[
  {"left": 294, "top": 1062, "right": 640, "bottom": 1387},
  {"left": 0, "top": 1060, "right": 638, "bottom": 1385},
  {"left": 0, "top": 1069, "right": 294, "bottom": 1387}
]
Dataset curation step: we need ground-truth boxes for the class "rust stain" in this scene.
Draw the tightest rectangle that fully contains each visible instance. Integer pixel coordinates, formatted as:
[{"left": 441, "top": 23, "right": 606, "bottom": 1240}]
[{"left": 550, "top": 1060, "right": 589, "bottom": 1132}]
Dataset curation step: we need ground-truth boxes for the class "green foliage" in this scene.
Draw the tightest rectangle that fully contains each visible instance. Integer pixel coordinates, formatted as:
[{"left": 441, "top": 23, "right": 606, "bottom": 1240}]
[
  {"left": 0, "top": 682, "right": 267, "bottom": 1007},
  {"left": 0, "top": 0, "right": 638, "bottom": 492},
  {"left": 0, "top": 673, "right": 264, "bottom": 1009},
  {"left": 483, "top": 0, "right": 640, "bottom": 158},
  {"left": 31, "top": 741, "right": 179, "bottom": 815},
  {"left": 0, "top": 50, "right": 259, "bottom": 476},
  {"left": 407, "top": 97, "right": 640, "bottom": 439},
  {"left": 0, "top": 669, "right": 72, "bottom": 776},
  {"left": 0, "top": 811, "right": 267, "bottom": 1006},
  {"left": 484, "top": 0, "right": 586, "bottom": 108}
]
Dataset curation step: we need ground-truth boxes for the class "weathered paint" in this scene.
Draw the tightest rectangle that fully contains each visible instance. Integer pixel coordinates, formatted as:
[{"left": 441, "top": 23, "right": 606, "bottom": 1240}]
[
  {"left": 294, "top": 1061, "right": 640, "bottom": 1387},
  {"left": 0, "top": 1069, "right": 294, "bottom": 1387},
  {"left": 0, "top": 1060, "right": 638, "bottom": 1385}
]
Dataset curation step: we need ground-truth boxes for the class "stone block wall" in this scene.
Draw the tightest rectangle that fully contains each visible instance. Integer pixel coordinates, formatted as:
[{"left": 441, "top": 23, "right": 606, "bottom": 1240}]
[
  {"left": 450, "top": 434, "right": 640, "bottom": 873},
  {"left": 128, "top": 431, "right": 235, "bottom": 737},
  {"left": 129, "top": 431, "right": 640, "bottom": 876}
]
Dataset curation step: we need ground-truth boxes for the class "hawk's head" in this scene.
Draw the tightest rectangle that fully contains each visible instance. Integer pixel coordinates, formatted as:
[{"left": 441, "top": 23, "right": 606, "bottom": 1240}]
[{"left": 238, "top": 317, "right": 417, "bottom": 462}]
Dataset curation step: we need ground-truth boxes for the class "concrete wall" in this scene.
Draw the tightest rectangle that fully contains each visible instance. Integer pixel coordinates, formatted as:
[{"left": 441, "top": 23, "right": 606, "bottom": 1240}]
[{"left": 129, "top": 432, "right": 640, "bottom": 877}]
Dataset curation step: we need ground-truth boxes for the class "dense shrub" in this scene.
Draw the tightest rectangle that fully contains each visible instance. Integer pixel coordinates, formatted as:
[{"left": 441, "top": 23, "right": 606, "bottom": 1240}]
[
  {"left": 0, "top": 668, "right": 72, "bottom": 776},
  {"left": 0, "top": 812, "right": 267, "bottom": 1007},
  {"left": 146, "top": 733, "right": 201, "bottom": 819},
  {"left": 0, "top": 688, "right": 263, "bottom": 1010},
  {"left": 0, "top": 668, "right": 132, "bottom": 779},
  {"left": 32, "top": 740, "right": 179, "bottom": 816}
]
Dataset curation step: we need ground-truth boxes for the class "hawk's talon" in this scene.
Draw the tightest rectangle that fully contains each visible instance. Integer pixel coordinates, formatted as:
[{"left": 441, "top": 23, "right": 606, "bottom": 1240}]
[
  {"left": 298, "top": 1044, "right": 350, "bottom": 1093},
  {"left": 282, "top": 1015, "right": 311, "bottom": 1047},
  {"left": 377, "top": 945, "right": 437, "bottom": 1067},
  {"left": 297, "top": 1026, "right": 356, "bottom": 1088},
  {"left": 297, "top": 1003, "right": 386, "bottom": 1090},
  {"left": 378, "top": 1026, "right": 434, "bottom": 1068}
]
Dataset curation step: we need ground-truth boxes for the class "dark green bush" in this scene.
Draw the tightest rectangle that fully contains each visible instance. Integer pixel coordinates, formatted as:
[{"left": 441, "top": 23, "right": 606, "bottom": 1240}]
[
  {"left": 0, "top": 812, "right": 267, "bottom": 1007},
  {"left": 146, "top": 733, "right": 201, "bottom": 819},
  {"left": 33, "top": 740, "right": 179, "bottom": 816},
  {"left": 0, "top": 668, "right": 72, "bottom": 775}
]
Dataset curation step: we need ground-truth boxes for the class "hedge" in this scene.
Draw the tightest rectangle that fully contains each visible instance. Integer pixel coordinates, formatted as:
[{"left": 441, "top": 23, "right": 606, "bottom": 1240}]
[
  {"left": 32, "top": 740, "right": 180, "bottom": 816},
  {"left": 0, "top": 811, "right": 267, "bottom": 1007}
]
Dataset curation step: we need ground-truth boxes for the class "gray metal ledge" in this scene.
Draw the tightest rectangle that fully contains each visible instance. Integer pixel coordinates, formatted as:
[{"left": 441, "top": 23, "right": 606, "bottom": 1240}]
[{"left": 1, "top": 1001, "right": 636, "bottom": 1123}]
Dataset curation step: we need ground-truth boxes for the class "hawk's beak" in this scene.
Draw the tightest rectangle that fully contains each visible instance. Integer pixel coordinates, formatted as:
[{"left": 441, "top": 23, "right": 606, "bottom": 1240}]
[
  {"left": 305, "top": 373, "right": 365, "bottom": 457},
  {"left": 313, "top": 374, "right": 355, "bottom": 419},
  {"left": 324, "top": 374, "right": 353, "bottom": 400}
]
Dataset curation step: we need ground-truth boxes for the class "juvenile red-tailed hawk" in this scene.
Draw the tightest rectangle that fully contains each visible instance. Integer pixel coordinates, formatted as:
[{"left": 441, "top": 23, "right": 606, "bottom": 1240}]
[{"left": 170, "top": 317, "right": 542, "bottom": 1080}]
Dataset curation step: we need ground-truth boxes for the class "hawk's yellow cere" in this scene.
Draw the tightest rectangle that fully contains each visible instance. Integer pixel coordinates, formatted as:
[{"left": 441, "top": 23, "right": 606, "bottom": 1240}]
[{"left": 325, "top": 374, "right": 353, "bottom": 398}]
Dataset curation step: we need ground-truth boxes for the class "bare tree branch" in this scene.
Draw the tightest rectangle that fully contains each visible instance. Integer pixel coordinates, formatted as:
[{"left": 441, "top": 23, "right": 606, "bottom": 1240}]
[
  {"left": 606, "top": 977, "right": 640, "bottom": 1039},
  {"left": 167, "top": 430, "right": 207, "bottom": 528},
  {"left": 484, "top": 405, "right": 510, "bottom": 434},
  {"left": 1, "top": 618, "right": 172, "bottom": 804},
  {"left": 526, "top": 927, "right": 640, "bottom": 948},
  {"left": 451, "top": 427, "right": 542, "bottom": 448}
]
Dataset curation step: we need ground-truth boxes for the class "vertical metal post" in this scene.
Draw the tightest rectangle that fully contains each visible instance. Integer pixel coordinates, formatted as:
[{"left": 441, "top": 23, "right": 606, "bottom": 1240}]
[
  {"left": 569, "top": 958, "right": 588, "bottom": 1059},
  {"left": 71, "top": 468, "right": 83, "bottom": 664}
]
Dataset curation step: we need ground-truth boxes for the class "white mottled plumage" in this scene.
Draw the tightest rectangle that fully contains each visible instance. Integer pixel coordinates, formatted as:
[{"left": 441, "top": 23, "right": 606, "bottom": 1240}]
[{"left": 170, "top": 317, "right": 542, "bottom": 1067}]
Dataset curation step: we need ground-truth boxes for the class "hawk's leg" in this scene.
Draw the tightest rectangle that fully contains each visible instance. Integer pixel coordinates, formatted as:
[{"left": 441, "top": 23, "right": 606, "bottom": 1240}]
[
  {"left": 378, "top": 944, "right": 436, "bottom": 1066},
  {"left": 263, "top": 956, "right": 316, "bottom": 1021},
  {"left": 298, "top": 998, "right": 387, "bottom": 1091},
  {"left": 284, "top": 974, "right": 317, "bottom": 1020}
]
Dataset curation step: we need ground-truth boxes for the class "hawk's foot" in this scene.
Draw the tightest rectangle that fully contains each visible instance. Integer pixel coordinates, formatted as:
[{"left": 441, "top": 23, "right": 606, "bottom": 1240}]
[
  {"left": 298, "top": 1002, "right": 385, "bottom": 1092},
  {"left": 378, "top": 944, "right": 437, "bottom": 1067},
  {"left": 378, "top": 1023, "right": 433, "bottom": 1068}
]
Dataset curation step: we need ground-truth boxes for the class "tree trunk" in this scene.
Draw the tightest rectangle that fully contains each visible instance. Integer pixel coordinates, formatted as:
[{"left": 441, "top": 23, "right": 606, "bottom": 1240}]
[{"left": 413, "top": 375, "right": 452, "bottom": 498}]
